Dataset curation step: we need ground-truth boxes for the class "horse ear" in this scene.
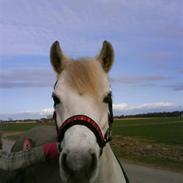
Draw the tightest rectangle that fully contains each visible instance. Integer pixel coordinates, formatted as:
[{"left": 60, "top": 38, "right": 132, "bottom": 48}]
[
  {"left": 50, "top": 41, "right": 66, "bottom": 73},
  {"left": 98, "top": 41, "right": 114, "bottom": 73}
]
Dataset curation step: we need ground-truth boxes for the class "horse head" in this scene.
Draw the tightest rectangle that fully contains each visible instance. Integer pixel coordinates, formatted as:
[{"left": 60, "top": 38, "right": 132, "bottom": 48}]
[{"left": 50, "top": 41, "right": 114, "bottom": 183}]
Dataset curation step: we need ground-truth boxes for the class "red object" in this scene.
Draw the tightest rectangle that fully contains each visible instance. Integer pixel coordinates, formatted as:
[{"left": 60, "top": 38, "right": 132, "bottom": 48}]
[
  {"left": 44, "top": 143, "right": 59, "bottom": 160},
  {"left": 22, "top": 138, "right": 32, "bottom": 151}
]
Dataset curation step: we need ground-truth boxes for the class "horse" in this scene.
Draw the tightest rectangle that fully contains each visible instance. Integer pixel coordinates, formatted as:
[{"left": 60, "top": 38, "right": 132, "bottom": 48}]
[{"left": 9, "top": 41, "right": 129, "bottom": 183}]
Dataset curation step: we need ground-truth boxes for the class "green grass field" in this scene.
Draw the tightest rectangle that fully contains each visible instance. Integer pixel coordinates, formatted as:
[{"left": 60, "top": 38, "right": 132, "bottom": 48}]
[
  {"left": 1, "top": 117, "right": 182, "bottom": 145},
  {"left": 112, "top": 117, "right": 183, "bottom": 145},
  {"left": 0, "top": 122, "right": 52, "bottom": 132},
  {"left": 0, "top": 122, "right": 38, "bottom": 132}
]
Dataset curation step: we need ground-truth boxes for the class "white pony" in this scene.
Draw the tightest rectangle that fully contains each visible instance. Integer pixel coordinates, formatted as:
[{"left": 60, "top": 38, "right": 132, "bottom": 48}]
[{"left": 50, "top": 40, "right": 129, "bottom": 183}]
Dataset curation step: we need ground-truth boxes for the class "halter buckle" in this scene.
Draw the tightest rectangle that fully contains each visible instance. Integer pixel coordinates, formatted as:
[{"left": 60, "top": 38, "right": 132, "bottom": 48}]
[{"left": 104, "top": 128, "right": 112, "bottom": 143}]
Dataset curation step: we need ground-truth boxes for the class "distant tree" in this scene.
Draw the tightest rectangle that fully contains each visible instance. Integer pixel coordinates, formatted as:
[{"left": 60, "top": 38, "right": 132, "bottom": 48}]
[{"left": 114, "top": 111, "right": 183, "bottom": 118}]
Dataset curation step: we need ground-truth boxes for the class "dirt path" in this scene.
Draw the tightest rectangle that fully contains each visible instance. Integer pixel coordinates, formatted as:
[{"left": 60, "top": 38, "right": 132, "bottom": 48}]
[
  {"left": 123, "top": 163, "right": 183, "bottom": 183},
  {"left": 111, "top": 136, "right": 183, "bottom": 172}
]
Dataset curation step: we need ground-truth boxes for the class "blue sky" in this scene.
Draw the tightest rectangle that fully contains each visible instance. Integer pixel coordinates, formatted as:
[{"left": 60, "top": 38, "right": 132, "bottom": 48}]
[{"left": 0, "top": 0, "right": 182, "bottom": 119}]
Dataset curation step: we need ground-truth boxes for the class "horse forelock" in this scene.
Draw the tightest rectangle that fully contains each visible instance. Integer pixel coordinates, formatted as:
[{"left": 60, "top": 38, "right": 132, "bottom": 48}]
[{"left": 63, "top": 59, "right": 106, "bottom": 99}]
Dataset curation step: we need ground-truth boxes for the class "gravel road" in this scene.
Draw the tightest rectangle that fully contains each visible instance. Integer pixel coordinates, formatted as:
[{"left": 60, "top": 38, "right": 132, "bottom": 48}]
[{"left": 123, "top": 163, "right": 183, "bottom": 183}]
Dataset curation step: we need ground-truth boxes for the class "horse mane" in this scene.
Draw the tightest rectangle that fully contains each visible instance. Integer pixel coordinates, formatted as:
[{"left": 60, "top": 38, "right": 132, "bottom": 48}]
[{"left": 65, "top": 59, "right": 105, "bottom": 99}]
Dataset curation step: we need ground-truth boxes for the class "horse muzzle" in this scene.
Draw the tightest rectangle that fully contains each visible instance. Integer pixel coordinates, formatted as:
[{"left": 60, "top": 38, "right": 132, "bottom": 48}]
[
  {"left": 55, "top": 115, "right": 111, "bottom": 182},
  {"left": 60, "top": 148, "right": 98, "bottom": 178}
]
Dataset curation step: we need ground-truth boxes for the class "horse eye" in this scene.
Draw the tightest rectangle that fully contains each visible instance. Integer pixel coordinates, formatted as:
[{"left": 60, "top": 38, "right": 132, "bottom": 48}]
[
  {"left": 103, "top": 92, "right": 112, "bottom": 103},
  {"left": 52, "top": 94, "right": 61, "bottom": 105}
]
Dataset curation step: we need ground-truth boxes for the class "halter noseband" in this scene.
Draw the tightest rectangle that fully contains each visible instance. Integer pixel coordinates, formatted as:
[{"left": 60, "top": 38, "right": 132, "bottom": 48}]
[
  {"left": 57, "top": 115, "right": 107, "bottom": 148},
  {"left": 52, "top": 82, "right": 114, "bottom": 151}
]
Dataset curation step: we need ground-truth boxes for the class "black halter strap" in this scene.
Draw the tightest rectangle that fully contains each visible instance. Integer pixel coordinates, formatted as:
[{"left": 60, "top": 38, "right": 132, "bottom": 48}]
[{"left": 105, "top": 91, "right": 113, "bottom": 143}]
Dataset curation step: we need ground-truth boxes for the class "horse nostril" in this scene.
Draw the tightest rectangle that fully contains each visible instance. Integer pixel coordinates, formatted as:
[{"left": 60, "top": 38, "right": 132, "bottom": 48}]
[
  {"left": 90, "top": 153, "right": 97, "bottom": 171},
  {"left": 61, "top": 153, "right": 70, "bottom": 172}
]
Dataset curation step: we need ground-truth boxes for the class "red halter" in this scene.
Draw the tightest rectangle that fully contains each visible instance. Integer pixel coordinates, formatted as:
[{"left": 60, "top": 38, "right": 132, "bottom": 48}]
[{"left": 56, "top": 115, "right": 107, "bottom": 148}]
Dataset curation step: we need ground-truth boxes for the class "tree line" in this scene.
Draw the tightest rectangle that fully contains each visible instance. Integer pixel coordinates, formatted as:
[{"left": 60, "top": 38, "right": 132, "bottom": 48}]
[{"left": 115, "top": 111, "right": 183, "bottom": 118}]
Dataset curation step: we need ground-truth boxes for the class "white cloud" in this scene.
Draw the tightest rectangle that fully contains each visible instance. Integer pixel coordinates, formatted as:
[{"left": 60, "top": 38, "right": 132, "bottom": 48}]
[
  {"left": 0, "top": 68, "right": 55, "bottom": 88},
  {"left": 134, "top": 102, "right": 176, "bottom": 110},
  {"left": 40, "top": 108, "right": 54, "bottom": 115},
  {"left": 0, "top": 108, "right": 54, "bottom": 120},
  {"left": 113, "top": 103, "right": 130, "bottom": 111},
  {"left": 111, "top": 75, "right": 170, "bottom": 84},
  {"left": 40, "top": 102, "right": 177, "bottom": 117},
  {"left": 113, "top": 102, "right": 177, "bottom": 114}
]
